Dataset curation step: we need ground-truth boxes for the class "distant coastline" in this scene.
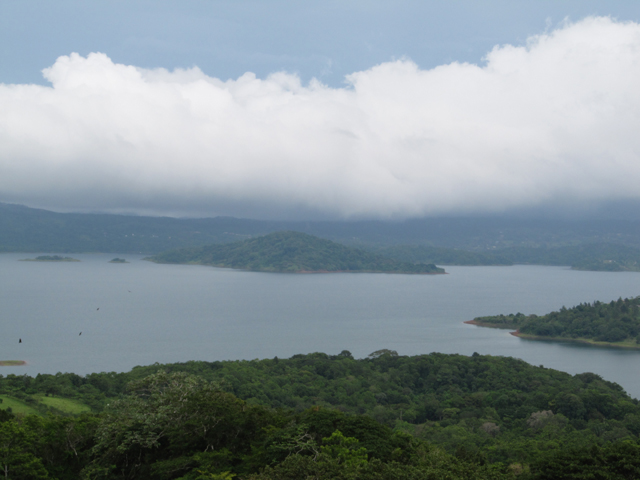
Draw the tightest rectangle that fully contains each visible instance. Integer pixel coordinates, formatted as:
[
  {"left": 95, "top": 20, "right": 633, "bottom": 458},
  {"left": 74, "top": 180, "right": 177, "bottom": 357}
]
[
  {"left": 509, "top": 331, "right": 640, "bottom": 350},
  {"left": 465, "top": 319, "right": 640, "bottom": 350}
]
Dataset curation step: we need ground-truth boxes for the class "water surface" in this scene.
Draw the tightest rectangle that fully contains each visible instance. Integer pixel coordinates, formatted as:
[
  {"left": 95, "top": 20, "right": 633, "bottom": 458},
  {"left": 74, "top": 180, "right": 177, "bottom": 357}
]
[{"left": 1, "top": 254, "right": 640, "bottom": 397}]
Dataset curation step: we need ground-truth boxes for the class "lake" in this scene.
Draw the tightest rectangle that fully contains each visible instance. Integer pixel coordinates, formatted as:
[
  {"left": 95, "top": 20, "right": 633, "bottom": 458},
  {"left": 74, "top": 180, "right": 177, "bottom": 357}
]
[{"left": 1, "top": 253, "right": 640, "bottom": 398}]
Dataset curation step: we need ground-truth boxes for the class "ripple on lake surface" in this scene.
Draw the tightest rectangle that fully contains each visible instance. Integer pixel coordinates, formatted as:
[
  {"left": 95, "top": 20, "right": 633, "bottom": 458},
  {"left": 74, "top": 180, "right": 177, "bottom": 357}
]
[{"left": 1, "top": 253, "right": 640, "bottom": 398}]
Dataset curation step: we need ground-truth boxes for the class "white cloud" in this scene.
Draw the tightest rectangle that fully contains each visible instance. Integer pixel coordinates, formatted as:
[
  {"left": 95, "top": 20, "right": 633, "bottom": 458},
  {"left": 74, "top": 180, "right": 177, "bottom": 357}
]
[{"left": 2, "top": 16, "right": 640, "bottom": 219}]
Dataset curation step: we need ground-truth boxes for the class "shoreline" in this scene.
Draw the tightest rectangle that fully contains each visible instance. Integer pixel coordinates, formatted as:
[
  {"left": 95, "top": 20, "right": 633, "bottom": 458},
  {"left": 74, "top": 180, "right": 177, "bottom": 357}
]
[
  {"left": 510, "top": 331, "right": 640, "bottom": 350},
  {"left": 463, "top": 319, "right": 516, "bottom": 329},
  {"left": 294, "top": 269, "right": 446, "bottom": 274},
  {"left": 465, "top": 320, "right": 640, "bottom": 350},
  {"left": 147, "top": 260, "right": 446, "bottom": 274}
]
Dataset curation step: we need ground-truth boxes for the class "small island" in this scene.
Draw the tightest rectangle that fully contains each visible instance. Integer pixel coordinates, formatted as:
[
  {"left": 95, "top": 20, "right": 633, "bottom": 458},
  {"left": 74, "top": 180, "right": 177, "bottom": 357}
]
[
  {"left": 147, "top": 231, "right": 445, "bottom": 274},
  {"left": 466, "top": 296, "right": 640, "bottom": 349},
  {"left": 0, "top": 360, "right": 26, "bottom": 366},
  {"left": 109, "top": 258, "right": 129, "bottom": 263},
  {"left": 21, "top": 255, "right": 80, "bottom": 262}
]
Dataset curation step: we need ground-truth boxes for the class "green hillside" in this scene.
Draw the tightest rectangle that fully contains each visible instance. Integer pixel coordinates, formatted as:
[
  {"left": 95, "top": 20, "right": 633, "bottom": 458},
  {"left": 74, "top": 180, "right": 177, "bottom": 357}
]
[
  {"left": 469, "top": 296, "right": 640, "bottom": 347},
  {"left": 148, "top": 231, "right": 445, "bottom": 273}
]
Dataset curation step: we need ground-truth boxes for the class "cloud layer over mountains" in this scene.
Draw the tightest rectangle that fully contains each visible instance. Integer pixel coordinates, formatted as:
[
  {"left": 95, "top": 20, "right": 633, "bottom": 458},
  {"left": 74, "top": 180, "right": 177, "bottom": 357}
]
[{"left": 1, "top": 17, "right": 640, "bottom": 219}]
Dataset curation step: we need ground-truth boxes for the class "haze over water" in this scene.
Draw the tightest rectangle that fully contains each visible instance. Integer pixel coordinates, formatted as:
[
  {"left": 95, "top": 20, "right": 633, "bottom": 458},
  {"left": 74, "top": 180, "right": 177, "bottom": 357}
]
[{"left": 2, "top": 253, "right": 640, "bottom": 398}]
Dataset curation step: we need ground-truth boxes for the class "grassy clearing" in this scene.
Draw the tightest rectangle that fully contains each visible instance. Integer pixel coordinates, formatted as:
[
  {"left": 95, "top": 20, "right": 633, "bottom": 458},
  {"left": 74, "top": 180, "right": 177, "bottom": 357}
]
[
  {"left": 35, "top": 395, "right": 92, "bottom": 414},
  {"left": 0, "top": 395, "right": 92, "bottom": 415},
  {"left": 0, "top": 395, "right": 39, "bottom": 415}
]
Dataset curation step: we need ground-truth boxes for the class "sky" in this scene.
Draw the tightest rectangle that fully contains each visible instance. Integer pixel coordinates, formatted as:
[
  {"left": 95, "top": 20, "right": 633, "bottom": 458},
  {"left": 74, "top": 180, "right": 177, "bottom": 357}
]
[{"left": 2, "top": 1, "right": 640, "bottom": 220}]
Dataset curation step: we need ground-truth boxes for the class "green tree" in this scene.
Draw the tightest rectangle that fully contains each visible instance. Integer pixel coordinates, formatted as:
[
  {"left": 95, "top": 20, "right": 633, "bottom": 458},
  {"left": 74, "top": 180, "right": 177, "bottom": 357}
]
[{"left": 0, "top": 420, "right": 49, "bottom": 479}]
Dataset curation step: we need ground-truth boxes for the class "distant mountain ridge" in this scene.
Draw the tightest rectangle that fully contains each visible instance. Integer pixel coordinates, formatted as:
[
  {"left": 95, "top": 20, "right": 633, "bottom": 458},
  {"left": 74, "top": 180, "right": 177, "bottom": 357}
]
[
  {"left": 147, "top": 231, "right": 445, "bottom": 274},
  {"left": 2, "top": 202, "right": 640, "bottom": 272}
]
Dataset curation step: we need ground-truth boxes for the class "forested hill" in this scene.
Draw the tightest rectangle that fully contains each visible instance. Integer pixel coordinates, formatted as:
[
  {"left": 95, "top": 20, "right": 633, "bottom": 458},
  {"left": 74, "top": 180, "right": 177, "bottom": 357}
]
[
  {"left": 148, "top": 231, "right": 445, "bottom": 273},
  {"left": 3, "top": 352, "right": 640, "bottom": 478},
  {"left": 470, "top": 296, "right": 640, "bottom": 347}
]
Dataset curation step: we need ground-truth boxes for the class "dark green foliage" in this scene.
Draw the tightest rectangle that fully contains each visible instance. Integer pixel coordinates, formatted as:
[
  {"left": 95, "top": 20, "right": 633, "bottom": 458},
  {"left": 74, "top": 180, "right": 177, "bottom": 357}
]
[
  {"left": 473, "top": 296, "right": 640, "bottom": 345},
  {"left": 6, "top": 352, "right": 637, "bottom": 463},
  {"left": 119, "top": 352, "right": 640, "bottom": 466},
  {"left": 528, "top": 442, "right": 640, "bottom": 479},
  {"left": 3, "top": 353, "right": 640, "bottom": 478},
  {"left": 88, "top": 371, "right": 278, "bottom": 479},
  {"left": 148, "top": 231, "right": 444, "bottom": 273},
  {"left": 468, "top": 313, "right": 527, "bottom": 329}
]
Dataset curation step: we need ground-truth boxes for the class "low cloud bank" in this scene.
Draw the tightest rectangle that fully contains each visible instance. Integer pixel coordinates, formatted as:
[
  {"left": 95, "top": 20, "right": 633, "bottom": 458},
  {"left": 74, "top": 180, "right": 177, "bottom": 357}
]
[{"left": 2, "top": 17, "right": 640, "bottom": 219}]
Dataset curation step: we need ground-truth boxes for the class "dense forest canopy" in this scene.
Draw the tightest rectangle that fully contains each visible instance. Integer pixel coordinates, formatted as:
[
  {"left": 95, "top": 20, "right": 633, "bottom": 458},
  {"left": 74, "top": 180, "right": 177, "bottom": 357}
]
[
  {"left": 148, "top": 231, "right": 444, "bottom": 274},
  {"left": 2, "top": 352, "right": 640, "bottom": 478},
  {"left": 471, "top": 296, "right": 640, "bottom": 346}
]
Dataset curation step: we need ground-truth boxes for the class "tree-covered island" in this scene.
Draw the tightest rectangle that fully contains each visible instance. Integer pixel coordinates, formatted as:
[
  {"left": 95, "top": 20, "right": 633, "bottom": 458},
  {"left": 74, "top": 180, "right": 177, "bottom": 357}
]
[
  {"left": 467, "top": 296, "right": 640, "bottom": 348},
  {"left": 20, "top": 255, "right": 80, "bottom": 262},
  {"left": 147, "top": 231, "right": 445, "bottom": 274},
  {"left": 108, "top": 258, "right": 128, "bottom": 263}
]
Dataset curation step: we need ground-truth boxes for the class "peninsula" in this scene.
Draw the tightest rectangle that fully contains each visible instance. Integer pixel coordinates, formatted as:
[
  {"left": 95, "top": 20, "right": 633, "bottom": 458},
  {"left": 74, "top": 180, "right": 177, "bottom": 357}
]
[
  {"left": 147, "top": 231, "right": 445, "bottom": 274},
  {"left": 466, "top": 296, "right": 640, "bottom": 349}
]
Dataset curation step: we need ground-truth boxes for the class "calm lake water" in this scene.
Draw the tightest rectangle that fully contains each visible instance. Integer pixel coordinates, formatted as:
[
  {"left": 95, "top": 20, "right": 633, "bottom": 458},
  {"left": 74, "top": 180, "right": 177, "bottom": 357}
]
[{"left": 2, "top": 253, "right": 640, "bottom": 398}]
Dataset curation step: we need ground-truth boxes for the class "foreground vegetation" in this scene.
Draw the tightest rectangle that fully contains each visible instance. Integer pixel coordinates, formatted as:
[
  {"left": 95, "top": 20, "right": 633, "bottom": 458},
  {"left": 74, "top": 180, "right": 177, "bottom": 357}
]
[
  {"left": 148, "top": 231, "right": 444, "bottom": 274},
  {"left": 470, "top": 296, "right": 640, "bottom": 347},
  {"left": 2, "top": 351, "right": 640, "bottom": 478}
]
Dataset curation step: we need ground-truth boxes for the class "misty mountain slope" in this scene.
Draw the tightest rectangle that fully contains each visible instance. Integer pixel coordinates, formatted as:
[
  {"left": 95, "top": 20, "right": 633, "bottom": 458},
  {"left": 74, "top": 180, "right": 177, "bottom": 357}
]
[
  {"left": 3, "top": 202, "right": 640, "bottom": 257},
  {"left": 147, "top": 231, "right": 445, "bottom": 273},
  {"left": 0, "top": 202, "right": 275, "bottom": 253}
]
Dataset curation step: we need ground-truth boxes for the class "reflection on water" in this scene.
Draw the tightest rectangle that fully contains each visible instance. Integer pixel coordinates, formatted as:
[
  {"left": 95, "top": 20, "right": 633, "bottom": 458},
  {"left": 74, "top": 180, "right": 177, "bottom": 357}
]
[{"left": 1, "top": 254, "right": 640, "bottom": 397}]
